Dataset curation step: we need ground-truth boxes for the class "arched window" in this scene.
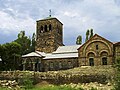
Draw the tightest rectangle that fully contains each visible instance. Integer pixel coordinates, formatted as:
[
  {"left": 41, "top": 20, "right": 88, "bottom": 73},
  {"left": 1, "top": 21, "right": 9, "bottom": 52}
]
[
  {"left": 89, "top": 58, "right": 94, "bottom": 66},
  {"left": 40, "top": 26, "right": 43, "bottom": 33},
  {"left": 88, "top": 52, "right": 95, "bottom": 66},
  {"left": 44, "top": 25, "right": 47, "bottom": 32},
  {"left": 59, "top": 61, "right": 62, "bottom": 69},
  {"left": 101, "top": 51, "right": 108, "bottom": 65},
  {"left": 68, "top": 61, "right": 73, "bottom": 68},
  {"left": 49, "top": 24, "right": 52, "bottom": 31},
  {"left": 102, "top": 57, "right": 107, "bottom": 65},
  {"left": 49, "top": 62, "right": 54, "bottom": 69}
]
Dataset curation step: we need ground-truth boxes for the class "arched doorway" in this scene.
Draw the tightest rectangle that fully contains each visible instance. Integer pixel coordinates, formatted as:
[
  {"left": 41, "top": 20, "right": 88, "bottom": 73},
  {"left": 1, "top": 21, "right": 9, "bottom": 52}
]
[
  {"left": 88, "top": 52, "right": 95, "bottom": 66},
  {"left": 100, "top": 51, "right": 108, "bottom": 65}
]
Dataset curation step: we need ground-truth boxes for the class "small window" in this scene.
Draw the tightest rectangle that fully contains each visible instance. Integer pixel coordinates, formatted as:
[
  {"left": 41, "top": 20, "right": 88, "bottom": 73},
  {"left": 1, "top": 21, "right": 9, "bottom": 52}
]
[
  {"left": 49, "top": 24, "right": 52, "bottom": 31},
  {"left": 44, "top": 25, "right": 47, "bottom": 32},
  {"left": 96, "top": 45, "right": 98, "bottom": 50},
  {"left": 40, "top": 26, "right": 43, "bottom": 33}
]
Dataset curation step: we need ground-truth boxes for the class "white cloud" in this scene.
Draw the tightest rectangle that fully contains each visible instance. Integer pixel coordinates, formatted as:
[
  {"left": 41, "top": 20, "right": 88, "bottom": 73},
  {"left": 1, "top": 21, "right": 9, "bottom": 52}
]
[
  {"left": 0, "top": 11, "right": 35, "bottom": 36},
  {"left": 0, "top": 0, "right": 120, "bottom": 45}
]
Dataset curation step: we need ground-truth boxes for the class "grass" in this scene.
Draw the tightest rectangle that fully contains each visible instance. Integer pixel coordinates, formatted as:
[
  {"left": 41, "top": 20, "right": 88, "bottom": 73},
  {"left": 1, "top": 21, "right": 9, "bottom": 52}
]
[{"left": 20, "top": 85, "right": 84, "bottom": 90}]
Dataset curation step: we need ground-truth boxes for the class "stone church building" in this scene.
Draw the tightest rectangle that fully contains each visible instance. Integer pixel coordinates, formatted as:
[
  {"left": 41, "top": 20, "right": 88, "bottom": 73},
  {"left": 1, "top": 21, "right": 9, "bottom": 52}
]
[{"left": 22, "top": 17, "right": 120, "bottom": 72}]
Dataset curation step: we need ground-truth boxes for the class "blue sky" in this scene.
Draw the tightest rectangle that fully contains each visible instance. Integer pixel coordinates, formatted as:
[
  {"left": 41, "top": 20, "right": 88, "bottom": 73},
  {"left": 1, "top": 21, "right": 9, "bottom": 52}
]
[{"left": 0, "top": 0, "right": 120, "bottom": 45}]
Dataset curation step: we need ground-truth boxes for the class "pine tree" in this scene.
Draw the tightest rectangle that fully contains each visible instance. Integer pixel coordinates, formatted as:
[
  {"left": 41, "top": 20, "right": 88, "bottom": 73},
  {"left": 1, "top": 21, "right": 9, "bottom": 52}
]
[
  {"left": 76, "top": 35, "right": 82, "bottom": 45},
  {"left": 85, "top": 30, "right": 89, "bottom": 42},
  {"left": 90, "top": 29, "right": 93, "bottom": 38}
]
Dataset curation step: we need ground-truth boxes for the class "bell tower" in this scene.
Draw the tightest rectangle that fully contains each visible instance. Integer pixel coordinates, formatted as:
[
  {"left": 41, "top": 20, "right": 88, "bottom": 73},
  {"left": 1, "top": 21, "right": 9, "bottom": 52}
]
[{"left": 36, "top": 17, "right": 64, "bottom": 53}]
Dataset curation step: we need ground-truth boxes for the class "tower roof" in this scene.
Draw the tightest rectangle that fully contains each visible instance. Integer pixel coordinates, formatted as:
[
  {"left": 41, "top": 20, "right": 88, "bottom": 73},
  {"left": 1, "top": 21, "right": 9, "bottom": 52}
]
[{"left": 36, "top": 17, "right": 63, "bottom": 25}]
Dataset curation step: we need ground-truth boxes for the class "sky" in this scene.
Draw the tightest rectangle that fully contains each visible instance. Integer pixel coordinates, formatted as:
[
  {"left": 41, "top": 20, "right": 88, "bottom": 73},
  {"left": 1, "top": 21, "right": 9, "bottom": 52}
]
[{"left": 0, "top": 0, "right": 120, "bottom": 45}]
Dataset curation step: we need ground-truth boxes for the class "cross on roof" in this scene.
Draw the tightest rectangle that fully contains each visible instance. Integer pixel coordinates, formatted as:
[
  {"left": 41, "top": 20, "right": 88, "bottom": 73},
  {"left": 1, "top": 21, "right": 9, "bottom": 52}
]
[{"left": 49, "top": 9, "right": 51, "bottom": 17}]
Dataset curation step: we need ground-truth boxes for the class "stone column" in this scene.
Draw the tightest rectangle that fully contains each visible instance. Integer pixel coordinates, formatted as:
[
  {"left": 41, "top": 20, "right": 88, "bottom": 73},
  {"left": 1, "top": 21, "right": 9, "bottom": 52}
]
[
  {"left": 23, "top": 64, "right": 25, "bottom": 71},
  {"left": 37, "top": 63, "right": 39, "bottom": 71},
  {"left": 23, "top": 59, "right": 26, "bottom": 71},
  {"left": 33, "top": 62, "right": 35, "bottom": 71}
]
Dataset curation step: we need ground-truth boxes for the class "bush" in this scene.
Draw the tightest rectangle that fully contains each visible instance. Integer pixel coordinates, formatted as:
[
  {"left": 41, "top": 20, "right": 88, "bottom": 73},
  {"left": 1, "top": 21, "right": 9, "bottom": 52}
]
[
  {"left": 89, "top": 87, "right": 97, "bottom": 90},
  {"left": 114, "top": 57, "right": 120, "bottom": 90},
  {"left": 21, "top": 75, "right": 34, "bottom": 89}
]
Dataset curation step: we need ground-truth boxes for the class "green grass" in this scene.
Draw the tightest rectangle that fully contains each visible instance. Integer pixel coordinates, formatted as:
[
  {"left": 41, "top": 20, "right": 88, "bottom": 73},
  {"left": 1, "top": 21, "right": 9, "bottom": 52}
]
[
  {"left": 0, "top": 87, "right": 10, "bottom": 90},
  {"left": 21, "top": 85, "right": 84, "bottom": 90}
]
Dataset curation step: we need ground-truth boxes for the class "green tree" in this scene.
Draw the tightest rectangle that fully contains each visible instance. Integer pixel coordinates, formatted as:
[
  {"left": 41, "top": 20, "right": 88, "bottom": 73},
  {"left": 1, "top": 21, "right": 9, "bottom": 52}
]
[
  {"left": 90, "top": 29, "right": 93, "bottom": 38},
  {"left": 76, "top": 35, "right": 82, "bottom": 45},
  {"left": 30, "top": 33, "right": 36, "bottom": 52},
  {"left": 114, "top": 57, "right": 120, "bottom": 90},
  {"left": 2, "top": 42, "right": 22, "bottom": 70},
  {"left": 85, "top": 29, "right": 89, "bottom": 42},
  {"left": 15, "top": 31, "right": 31, "bottom": 55}
]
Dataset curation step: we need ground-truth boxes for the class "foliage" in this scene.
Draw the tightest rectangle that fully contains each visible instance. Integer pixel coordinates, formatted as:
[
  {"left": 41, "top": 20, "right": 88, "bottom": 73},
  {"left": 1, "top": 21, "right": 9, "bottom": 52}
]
[
  {"left": 85, "top": 29, "right": 89, "bottom": 42},
  {"left": 20, "top": 85, "right": 84, "bottom": 90},
  {"left": 14, "top": 31, "right": 36, "bottom": 55},
  {"left": 14, "top": 31, "right": 31, "bottom": 55},
  {"left": 30, "top": 33, "right": 36, "bottom": 52},
  {"left": 85, "top": 29, "right": 94, "bottom": 42},
  {"left": 90, "top": 29, "right": 93, "bottom": 39},
  {"left": 0, "top": 87, "right": 9, "bottom": 90},
  {"left": 0, "top": 42, "right": 22, "bottom": 70},
  {"left": 0, "top": 31, "right": 36, "bottom": 71},
  {"left": 21, "top": 75, "right": 34, "bottom": 90},
  {"left": 114, "top": 57, "right": 120, "bottom": 90},
  {"left": 76, "top": 35, "right": 82, "bottom": 45},
  {"left": 89, "top": 87, "right": 97, "bottom": 90}
]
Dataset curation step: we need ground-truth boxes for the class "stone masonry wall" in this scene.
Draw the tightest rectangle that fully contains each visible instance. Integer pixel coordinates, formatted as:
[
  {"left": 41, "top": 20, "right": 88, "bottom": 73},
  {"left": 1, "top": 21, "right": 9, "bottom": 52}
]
[{"left": 0, "top": 65, "right": 115, "bottom": 85}]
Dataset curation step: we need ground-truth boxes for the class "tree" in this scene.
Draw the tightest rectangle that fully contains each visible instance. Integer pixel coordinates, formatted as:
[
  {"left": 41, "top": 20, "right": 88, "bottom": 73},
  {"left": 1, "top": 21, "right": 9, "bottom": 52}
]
[
  {"left": 85, "top": 29, "right": 94, "bottom": 42},
  {"left": 90, "top": 29, "right": 93, "bottom": 38},
  {"left": 15, "top": 31, "right": 31, "bottom": 55},
  {"left": 114, "top": 57, "right": 120, "bottom": 90},
  {"left": 85, "top": 29, "right": 89, "bottom": 42},
  {"left": 76, "top": 35, "right": 82, "bottom": 45},
  {"left": 30, "top": 33, "right": 36, "bottom": 52},
  {"left": 1, "top": 42, "right": 22, "bottom": 70}
]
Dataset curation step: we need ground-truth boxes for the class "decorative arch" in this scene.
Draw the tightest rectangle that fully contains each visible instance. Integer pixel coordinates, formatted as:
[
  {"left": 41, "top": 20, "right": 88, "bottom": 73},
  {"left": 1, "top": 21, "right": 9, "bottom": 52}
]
[
  {"left": 99, "top": 50, "right": 109, "bottom": 56},
  {"left": 83, "top": 40, "right": 112, "bottom": 56},
  {"left": 86, "top": 51, "right": 96, "bottom": 57}
]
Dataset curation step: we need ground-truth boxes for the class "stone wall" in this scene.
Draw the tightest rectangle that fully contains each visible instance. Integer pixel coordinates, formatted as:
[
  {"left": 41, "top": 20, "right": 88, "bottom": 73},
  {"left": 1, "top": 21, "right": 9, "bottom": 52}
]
[
  {"left": 78, "top": 34, "right": 114, "bottom": 66},
  {"left": 0, "top": 65, "right": 115, "bottom": 85},
  {"left": 114, "top": 42, "right": 120, "bottom": 60},
  {"left": 43, "top": 58, "right": 78, "bottom": 71}
]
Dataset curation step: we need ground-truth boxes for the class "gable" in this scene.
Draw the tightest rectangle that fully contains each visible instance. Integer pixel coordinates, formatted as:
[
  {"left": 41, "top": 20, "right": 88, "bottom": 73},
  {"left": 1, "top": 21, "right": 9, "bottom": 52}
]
[{"left": 78, "top": 34, "right": 113, "bottom": 51}]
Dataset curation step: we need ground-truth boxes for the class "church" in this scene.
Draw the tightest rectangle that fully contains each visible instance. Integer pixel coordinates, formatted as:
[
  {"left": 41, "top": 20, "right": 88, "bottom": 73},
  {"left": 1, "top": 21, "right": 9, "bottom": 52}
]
[{"left": 22, "top": 16, "right": 120, "bottom": 72}]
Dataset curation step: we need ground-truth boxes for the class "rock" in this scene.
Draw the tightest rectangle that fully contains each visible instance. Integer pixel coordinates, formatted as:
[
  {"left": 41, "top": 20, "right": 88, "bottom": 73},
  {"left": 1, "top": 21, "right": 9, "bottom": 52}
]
[
  {"left": 99, "top": 84, "right": 103, "bottom": 87},
  {"left": 5, "top": 83, "right": 9, "bottom": 86},
  {"left": 107, "top": 82, "right": 111, "bottom": 86}
]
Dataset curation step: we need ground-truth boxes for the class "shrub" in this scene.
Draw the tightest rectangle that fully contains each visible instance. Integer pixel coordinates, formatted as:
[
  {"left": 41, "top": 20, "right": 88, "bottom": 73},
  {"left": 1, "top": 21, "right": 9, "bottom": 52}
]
[
  {"left": 21, "top": 75, "right": 34, "bottom": 89},
  {"left": 114, "top": 57, "right": 120, "bottom": 90},
  {"left": 89, "top": 87, "right": 97, "bottom": 90}
]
